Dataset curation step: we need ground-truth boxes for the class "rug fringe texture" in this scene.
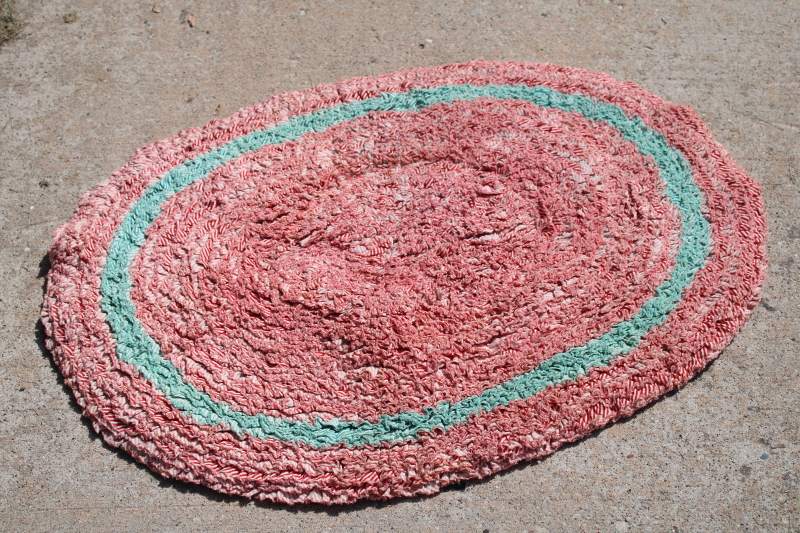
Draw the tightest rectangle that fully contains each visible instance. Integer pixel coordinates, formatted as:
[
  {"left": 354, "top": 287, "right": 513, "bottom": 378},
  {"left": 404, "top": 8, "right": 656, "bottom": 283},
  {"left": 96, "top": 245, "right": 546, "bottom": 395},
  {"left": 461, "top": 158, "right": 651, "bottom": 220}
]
[{"left": 42, "top": 61, "right": 767, "bottom": 504}]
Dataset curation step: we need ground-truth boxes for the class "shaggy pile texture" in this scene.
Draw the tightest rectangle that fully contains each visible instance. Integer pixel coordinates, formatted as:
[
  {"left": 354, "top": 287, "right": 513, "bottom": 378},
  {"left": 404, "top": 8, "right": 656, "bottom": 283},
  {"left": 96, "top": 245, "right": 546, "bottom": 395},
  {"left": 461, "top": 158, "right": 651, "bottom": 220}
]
[{"left": 42, "top": 61, "right": 767, "bottom": 504}]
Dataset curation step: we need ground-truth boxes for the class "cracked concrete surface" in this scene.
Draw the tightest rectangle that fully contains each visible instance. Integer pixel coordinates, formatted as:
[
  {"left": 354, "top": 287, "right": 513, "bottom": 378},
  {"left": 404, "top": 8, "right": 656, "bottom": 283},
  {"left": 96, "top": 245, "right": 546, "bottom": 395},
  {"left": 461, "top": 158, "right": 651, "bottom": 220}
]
[{"left": 0, "top": 1, "right": 797, "bottom": 531}]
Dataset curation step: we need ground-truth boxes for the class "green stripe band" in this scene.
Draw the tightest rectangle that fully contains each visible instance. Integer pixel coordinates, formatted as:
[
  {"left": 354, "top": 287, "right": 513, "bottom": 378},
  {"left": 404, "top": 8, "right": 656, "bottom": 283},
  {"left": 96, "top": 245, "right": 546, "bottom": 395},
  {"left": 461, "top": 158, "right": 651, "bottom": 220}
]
[{"left": 100, "top": 84, "right": 709, "bottom": 448}]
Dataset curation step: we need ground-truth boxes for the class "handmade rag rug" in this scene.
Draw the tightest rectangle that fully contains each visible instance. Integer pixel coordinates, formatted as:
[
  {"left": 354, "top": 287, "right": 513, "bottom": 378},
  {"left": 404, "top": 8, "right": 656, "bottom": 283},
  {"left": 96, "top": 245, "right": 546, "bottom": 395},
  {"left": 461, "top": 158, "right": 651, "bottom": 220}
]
[{"left": 42, "top": 61, "right": 767, "bottom": 504}]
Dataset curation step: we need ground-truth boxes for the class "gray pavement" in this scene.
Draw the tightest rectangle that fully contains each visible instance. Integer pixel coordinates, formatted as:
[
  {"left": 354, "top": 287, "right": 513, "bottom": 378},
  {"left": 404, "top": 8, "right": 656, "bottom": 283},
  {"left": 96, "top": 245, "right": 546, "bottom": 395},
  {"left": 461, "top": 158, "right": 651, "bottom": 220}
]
[{"left": 0, "top": 1, "right": 798, "bottom": 531}]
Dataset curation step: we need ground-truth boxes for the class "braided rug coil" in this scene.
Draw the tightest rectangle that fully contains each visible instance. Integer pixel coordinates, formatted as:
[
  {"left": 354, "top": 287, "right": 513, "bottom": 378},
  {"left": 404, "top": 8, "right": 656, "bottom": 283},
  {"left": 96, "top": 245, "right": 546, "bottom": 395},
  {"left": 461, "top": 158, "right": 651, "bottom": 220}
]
[{"left": 42, "top": 61, "right": 767, "bottom": 504}]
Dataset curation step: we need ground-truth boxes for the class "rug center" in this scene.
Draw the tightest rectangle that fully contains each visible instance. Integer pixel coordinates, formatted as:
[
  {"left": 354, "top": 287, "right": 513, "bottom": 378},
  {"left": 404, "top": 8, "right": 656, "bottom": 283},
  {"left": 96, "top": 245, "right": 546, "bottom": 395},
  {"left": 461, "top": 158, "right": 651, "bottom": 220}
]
[{"left": 130, "top": 98, "right": 680, "bottom": 423}]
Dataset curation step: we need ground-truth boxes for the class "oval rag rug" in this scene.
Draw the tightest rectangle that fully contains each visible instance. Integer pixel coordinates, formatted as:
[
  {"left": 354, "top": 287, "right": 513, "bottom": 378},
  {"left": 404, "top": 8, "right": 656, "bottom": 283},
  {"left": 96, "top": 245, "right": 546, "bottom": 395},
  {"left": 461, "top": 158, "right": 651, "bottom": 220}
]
[{"left": 42, "top": 61, "right": 767, "bottom": 504}]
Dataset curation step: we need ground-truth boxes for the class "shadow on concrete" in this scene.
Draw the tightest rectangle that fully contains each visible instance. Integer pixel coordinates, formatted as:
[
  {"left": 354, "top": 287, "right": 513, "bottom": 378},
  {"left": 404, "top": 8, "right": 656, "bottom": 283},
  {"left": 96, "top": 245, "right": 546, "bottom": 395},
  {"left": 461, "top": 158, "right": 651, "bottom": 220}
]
[{"left": 35, "top": 253, "right": 104, "bottom": 444}]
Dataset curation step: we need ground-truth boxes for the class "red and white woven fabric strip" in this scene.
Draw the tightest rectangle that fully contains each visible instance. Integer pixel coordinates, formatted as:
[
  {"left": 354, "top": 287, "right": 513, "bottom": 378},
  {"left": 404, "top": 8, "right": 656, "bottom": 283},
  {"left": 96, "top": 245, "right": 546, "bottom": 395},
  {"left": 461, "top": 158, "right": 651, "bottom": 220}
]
[{"left": 42, "top": 61, "right": 766, "bottom": 504}]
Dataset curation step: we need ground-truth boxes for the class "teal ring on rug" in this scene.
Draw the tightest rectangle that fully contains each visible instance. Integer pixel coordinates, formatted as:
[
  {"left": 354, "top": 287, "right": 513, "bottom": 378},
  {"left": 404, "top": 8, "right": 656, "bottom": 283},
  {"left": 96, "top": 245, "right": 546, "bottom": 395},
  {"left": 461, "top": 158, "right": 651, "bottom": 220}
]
[{"left": 99, "top": 84, "right": 710, "bottom": 448}]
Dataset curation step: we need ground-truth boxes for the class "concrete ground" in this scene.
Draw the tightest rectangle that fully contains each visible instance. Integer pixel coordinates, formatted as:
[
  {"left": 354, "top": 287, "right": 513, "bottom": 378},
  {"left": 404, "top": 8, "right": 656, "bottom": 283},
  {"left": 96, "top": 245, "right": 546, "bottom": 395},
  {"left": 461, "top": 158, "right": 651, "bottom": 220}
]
[{"left": 1, "top": 0, "right": 798, "bottom": 531}]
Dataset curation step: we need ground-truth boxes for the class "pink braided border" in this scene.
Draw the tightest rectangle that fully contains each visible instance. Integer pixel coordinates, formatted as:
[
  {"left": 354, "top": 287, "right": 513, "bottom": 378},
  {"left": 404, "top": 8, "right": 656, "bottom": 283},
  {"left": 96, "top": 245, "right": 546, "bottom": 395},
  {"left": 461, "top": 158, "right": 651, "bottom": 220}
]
[{"left": 42, "top": 61, "right": 767, "bottom": 504}]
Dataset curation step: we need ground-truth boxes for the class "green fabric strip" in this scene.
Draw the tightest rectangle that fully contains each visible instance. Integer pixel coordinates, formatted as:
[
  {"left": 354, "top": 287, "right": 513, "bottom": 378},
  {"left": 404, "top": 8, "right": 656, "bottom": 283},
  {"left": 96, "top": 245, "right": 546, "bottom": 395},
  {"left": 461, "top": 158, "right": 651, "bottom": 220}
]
[{"left": 99, "top": 84, "right": 709, "bottom": 448}]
